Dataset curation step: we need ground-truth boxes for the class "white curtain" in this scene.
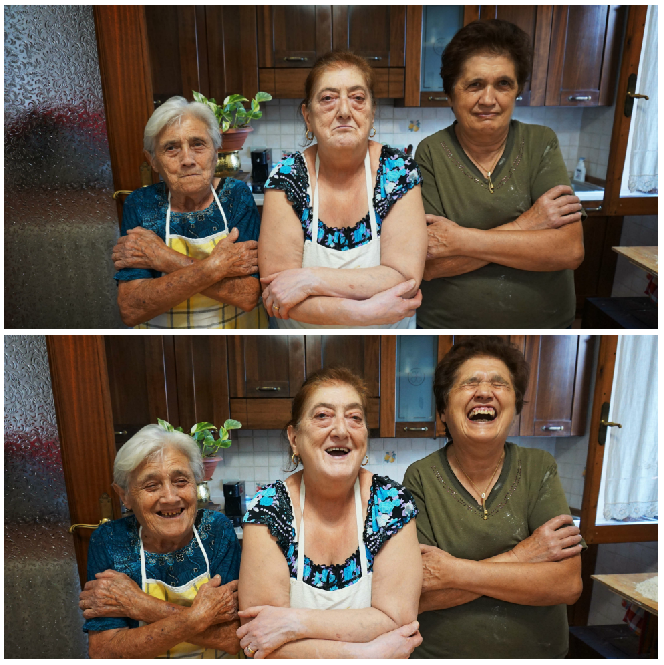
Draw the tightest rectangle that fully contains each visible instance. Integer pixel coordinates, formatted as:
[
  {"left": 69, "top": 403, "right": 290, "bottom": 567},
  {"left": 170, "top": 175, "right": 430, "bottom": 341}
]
[
  {"left": 602, "top": 336, "right": 658, "bottom": 521},
  {"left": 628, "top": 5, "right": 658, "bottom": 193}
]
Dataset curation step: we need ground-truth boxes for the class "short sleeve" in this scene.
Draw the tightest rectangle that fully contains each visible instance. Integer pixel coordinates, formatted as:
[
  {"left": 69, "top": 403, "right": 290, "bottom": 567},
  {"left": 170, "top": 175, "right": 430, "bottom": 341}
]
[
  {"left": 375, "top": 147, "right": 423, "bottom": 221},
  {"left": 82, "top": 524, "right": 135, "bottom": 633},
  {"left": 225, "top": 179, "right": 261, "bottom": 278},
  {"left": 402, "top": 463, "right": 438, "bottom": 547},
  {"left": 414, "top": 139, "right": 446, "bottom": 217},
  {"left": 364, "top": 475, "right": 418, "bottom": 556},
  {"left": 207, "top": 513, "right": 242, "bottom": 582},
  {"left": 264, "top": 154, "right": 309, "bottom": 224},
  {"left": 243, "top": 482, "right": 294, "bottom": 556}
]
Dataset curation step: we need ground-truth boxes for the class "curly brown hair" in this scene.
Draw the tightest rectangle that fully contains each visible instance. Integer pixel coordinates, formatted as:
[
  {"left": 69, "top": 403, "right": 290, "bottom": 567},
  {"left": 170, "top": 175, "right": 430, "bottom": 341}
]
[
  {"left": 434, "top": 337, "right": 530, "bottom": 437},
  {"left": 441, "top": 19, "right": 533, "bottom": 97}
]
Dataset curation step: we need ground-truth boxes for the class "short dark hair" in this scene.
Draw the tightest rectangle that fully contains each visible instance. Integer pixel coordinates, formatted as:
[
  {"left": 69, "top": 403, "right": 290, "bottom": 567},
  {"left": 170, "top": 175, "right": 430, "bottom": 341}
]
[
  {"left": 433, "top": 337, "right": 530, "bottom": 430},
  {"left": 441, "top": 19, "right": 533, "bottom": 96}
]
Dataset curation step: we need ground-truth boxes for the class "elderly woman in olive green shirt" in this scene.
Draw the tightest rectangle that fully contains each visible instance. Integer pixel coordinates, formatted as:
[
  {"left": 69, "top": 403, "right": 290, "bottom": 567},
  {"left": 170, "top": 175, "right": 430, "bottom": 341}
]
[{"left": 416, "top": 19, "right": 585, "bottom": 328}]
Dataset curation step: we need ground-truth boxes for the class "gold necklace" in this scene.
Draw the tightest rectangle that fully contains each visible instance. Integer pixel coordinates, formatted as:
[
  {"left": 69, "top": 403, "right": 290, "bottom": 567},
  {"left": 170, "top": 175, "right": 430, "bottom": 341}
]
[
  {"left": 451, "top": 448, "right": 505, "bottom": 519},
  {"left": 463, "top": 138, "right": 507, "bottom": 194}
]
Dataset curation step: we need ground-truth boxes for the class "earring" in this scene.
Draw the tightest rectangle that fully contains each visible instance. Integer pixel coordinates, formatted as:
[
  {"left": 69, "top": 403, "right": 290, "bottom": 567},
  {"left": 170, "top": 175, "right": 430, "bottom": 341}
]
[
  {"left": 306, "top": 130, "right": 314, "bottom": 141},
  {"left": 291, "top": 452, "right": 301, "bottom": 468},
  {"left": 369, "top": 126, "right": 376, "bottom": 138},
  {"left": 362, "top": 455, "right": 369, "bottom": 467}
]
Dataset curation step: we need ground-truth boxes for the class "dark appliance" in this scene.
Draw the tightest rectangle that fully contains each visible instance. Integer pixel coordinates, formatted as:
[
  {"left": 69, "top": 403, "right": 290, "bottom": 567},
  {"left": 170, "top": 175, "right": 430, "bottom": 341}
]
[
  {"left": 251, "top": 148, "right": 273, "bottom": 193},
  {"left": 223, "top": 480, "right": 246, "bottom": 527}
]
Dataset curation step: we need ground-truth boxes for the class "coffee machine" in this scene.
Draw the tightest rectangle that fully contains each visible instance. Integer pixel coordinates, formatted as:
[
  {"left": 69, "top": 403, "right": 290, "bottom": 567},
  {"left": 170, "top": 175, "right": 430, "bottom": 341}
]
[
  {"left": 223, "top": 480, "right": 246, "bottom": 527},
  {"left": 250, "top": 148, "right": 273, "bottom": 193}
]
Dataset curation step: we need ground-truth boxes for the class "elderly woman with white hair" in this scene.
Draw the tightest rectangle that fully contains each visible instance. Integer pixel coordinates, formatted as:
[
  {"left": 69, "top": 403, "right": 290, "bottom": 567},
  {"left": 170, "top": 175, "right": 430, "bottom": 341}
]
[
  {"left": 112, "top": 96, "right": 265, "bottom": 328},
  {"left": 78, "top": 424, "right": 242, "bottom": 658}
]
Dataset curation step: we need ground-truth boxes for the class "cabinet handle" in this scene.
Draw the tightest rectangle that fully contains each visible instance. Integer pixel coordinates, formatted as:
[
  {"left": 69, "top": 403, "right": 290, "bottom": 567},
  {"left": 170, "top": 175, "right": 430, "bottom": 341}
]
[
  {"left": 114, "top": 430, "right": 127, "bottom": 436},
  {"left": 256, "top": 386, "right": 281, "bottom": 391},
  {"left": 516, "top": 95, "right": 523, "bottom": 101},
  {"left": 403, "top": 426, "right": 429, "bottom": 431},
  {"left": 584, "top": 206, "right": 603, "bottom": 212},
  {"left": 366, "top": 56, "right": 383, "bottom": 61},
  {"left": 541, "top": 425, "right": 564, "bottom": 431},
  {"left": 568, "top": 95, "right": 592, "bottom": 101},
  {"left": 428, "top": 96, "right": 448, "bottom": 101},
  {"left": 283, "top": 56, "right": 308, "bottom": 62}
]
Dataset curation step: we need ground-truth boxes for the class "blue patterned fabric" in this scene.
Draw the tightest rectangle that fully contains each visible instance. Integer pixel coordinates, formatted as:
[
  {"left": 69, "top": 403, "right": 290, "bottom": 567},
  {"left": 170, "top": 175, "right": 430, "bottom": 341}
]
[
  {"left": 243, "top": 475, "right": 418, "bottom": 591},
  {"left": 264, "top": 146, "right": 422, "bottom": 251},
  {"left": 114, "top": 177, "right": 261, "bottom": 282},
  {"left": 82, "top": 510, "right": 241, "bottom": 633}
]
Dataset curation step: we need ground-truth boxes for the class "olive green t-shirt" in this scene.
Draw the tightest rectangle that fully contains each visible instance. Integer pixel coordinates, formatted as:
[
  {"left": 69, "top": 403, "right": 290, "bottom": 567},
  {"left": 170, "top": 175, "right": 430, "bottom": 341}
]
[
  {"left": 403, "top": 442, "right": 584, "bottom": 659},
  {"left": 415, "top": 120, "right": 582, "bottom": 329}
]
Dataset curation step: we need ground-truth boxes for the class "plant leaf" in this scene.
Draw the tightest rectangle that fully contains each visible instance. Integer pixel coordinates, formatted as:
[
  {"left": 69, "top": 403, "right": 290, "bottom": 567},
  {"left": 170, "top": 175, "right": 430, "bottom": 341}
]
[
  {"left": 224, "top": 419, "right": 242, "bottom": 430},
  {"left": 222, "top": 120, "right": 230, "bottom": 133},
  {"left": 190, "top": 422, "right": 217, "bottom": 434},
  {"left": 254, "top": 91, "right": 272, "bottom": 103},
  {"left": 192, "top": 91, "right": 206, "bottom": 104},
  {"left": 157, "top": 418, "right": 173, "bottom": 432},
  {"left": 218, "top": 439, "right": 232, "bottom": 449},
  {"left": 225, "top": 94, "right": 248, "bottom": 105}
]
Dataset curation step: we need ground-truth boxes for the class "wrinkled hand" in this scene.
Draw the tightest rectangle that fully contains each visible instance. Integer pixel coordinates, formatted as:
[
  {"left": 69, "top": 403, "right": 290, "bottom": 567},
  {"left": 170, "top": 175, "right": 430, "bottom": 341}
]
[
  {"left": 420, "top": 544, "right": 457, "bottom": 592},
  {"left": 79, "top": 569, "right": 143, "bottom": 620},
  {"left": 425, "top": 214, "right": 463, "bottom": 259},
  {"left": 360, "top": 280, "right": 421, "bottom": 325},
  {"left": 517, "top": 185, "right": 583, "bottom": 231},
  {"left": 364, "top": 621, "right": 423, "bottom": 659},
  {"left": 112, "top": 227, "right": 172, "bottom": 272},
  {"left": 190, "top": 576, "right": 239, "bottom": 630},
  {"left": 512, "top": 514, "right": 583, "bottom": 563},
  {"left": 237, "top": 606, "right": 301, "bottom": 658},
  {"left": 260, "top": 269, "right": 315, "bottom": 319},
  {"left": 207, "top": 227, "right": 259, "bottom": 279}
]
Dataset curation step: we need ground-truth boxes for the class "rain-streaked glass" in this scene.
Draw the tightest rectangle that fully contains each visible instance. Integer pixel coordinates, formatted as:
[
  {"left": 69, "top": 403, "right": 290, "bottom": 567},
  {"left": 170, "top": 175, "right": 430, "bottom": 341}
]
[
  {"left": 5, "top": 5, "right": 123, "bottom": 328},
  {"left": 5, "top": 335, "right": 87, "bottom": 657}
]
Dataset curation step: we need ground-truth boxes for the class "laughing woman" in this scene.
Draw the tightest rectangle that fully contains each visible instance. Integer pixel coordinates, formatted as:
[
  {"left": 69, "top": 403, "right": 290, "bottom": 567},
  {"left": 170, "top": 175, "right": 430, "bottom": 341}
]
[{"left": 403, "top": 337, "right": 585, "bottom": 659}]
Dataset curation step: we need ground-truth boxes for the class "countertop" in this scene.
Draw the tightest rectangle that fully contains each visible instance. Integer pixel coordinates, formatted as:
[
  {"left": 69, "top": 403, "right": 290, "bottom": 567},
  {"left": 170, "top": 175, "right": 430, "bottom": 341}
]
[
  {"left": 591, "top": 573, "right": 658, "bottom": 615},
  {"left": 612, "top": 246, "right": 658, "bottom": 276}
]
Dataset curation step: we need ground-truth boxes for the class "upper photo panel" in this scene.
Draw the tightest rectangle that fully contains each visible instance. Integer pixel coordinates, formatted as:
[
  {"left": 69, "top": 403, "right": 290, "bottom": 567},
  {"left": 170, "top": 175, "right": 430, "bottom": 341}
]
[{"left": 5, "top": 6, "right": 657, "bottom": 329}]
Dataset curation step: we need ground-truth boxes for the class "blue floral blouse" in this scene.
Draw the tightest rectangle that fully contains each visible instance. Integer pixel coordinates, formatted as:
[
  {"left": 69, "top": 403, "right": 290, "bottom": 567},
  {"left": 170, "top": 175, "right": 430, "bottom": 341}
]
[
  {"left": 264, "top": 146, "right": 422, "bottom": 251},
  {"left": 243, "top": 475, "right": 418, "bottom": 591},
  {"left": 82, "top": 510, "right": 241, "bottom": 633}
]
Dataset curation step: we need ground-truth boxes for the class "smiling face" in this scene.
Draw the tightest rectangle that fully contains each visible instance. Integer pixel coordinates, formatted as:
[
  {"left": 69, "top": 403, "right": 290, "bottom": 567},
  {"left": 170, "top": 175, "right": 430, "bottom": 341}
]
[
  {"left": 115, "top": 446, "right": 198, "bottom": 553},
  {"left": 302, "top": 65, "right": 375, "bottom": 151},
  {"left": 441, "top": 355, "right": 516, "bottom": 447},
  {"left": 288, "top": 382, "right": 368, "bottom": 481},
  {"left": 451, "top": 53, "right": 519, "bottom": 139},
  {"left": 147, "top": 114, "right": 217, "bottom": 204}
]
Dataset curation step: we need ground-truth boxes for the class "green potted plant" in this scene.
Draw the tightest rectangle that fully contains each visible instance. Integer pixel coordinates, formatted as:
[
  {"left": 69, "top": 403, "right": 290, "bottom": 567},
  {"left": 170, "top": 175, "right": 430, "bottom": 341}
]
[{"left": 193, "top": 90, "right": 272, "bottom": 151}]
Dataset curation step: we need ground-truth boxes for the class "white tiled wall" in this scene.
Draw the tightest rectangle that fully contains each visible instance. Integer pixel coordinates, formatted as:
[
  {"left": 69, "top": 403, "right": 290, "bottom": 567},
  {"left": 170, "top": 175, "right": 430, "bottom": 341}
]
[
  {"left": 577, "top": 105, "right": 615, "bottom": 180},
  {"left": 611, "top": 215, "right": 659, "bottom": 297}
]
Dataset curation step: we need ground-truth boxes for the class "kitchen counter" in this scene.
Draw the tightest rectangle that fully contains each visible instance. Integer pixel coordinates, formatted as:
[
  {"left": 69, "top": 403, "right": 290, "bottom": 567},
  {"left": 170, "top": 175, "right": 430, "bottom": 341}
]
[
  {"left": 591, "top": 573, "right": 658, "bottom": 615},
  {"left": 612, "top": 246, "right": 658, "bottom": 276}
]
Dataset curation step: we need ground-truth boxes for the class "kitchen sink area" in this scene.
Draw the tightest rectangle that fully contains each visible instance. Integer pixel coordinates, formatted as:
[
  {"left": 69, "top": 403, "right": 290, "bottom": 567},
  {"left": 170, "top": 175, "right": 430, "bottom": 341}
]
[{"left": 571, "top": 179, "right": 605, "bottom": 202}]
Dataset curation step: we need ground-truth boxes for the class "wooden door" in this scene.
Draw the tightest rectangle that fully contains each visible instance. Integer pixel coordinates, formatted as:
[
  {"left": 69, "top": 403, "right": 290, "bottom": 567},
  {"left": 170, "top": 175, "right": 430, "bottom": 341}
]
[
  {"left": 520, "top": 335, "right": 595, "bottom": 437},
  {"left": 545, "top": 5, "right": 623, "bottom": 107},
  {"left": 228, "top": 335, "right": 306, "bottom": 430}
]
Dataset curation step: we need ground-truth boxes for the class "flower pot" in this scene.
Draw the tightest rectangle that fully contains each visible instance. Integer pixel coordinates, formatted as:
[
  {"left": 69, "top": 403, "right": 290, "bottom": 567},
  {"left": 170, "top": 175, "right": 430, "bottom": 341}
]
[
  {"left": 221, "top": 126, "right": 253, "bottom": 151},
  {"left": 202, "top": 456, "right": 222, "bottom": 481}
]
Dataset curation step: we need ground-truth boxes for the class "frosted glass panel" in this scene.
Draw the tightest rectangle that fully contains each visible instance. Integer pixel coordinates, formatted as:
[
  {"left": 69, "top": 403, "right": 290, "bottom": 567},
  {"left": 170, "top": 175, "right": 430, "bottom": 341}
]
[
  {"left": 421, "top": 6, "right": 464, "bottom": 92},
  {"left": 5, "top": 5, "right": 123, "bottom": 328},
  {"left": 396, "top": 336, "right": 437, "bottom": 422},
  {"left": 5, "top": 335, "right": 88, "bottom": 657}
]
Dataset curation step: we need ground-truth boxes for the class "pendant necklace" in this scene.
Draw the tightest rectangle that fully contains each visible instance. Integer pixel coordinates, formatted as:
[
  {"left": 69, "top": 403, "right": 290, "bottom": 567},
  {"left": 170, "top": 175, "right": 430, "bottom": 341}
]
[
  {"left": 465, "top": 137, "right": 507, "bottom": 194},
  {"left": 452, "top": 449, "right": 505, "bottom": 519}
]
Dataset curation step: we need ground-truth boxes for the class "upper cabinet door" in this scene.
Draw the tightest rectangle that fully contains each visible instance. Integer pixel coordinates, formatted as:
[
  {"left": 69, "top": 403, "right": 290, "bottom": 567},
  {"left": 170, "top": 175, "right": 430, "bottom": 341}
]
[
  {"left": 332, "top": 6, "right": 406, "bottom": 67},
  {"left": 258, "top": 6, "right": 332, "bottom": 68},
  {"left": 545, "top": 5, "right": 624, "bottom": 106},
  {"left": 475, "top": 6, "right": 553, "bottom": 107}
]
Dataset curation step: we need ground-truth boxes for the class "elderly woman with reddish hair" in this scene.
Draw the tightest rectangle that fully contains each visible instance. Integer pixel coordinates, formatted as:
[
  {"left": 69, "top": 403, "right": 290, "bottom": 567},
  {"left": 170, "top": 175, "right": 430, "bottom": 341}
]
[
  {"left": 237, "top": 367, "right": 423, "bottom": 658},
  {"left": 258, "top": 50, "right": 427, "bottom": 328}
]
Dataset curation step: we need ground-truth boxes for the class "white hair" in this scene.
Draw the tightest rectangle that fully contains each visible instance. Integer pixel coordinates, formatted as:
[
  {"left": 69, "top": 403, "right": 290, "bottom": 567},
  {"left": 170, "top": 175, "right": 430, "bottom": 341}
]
[
  {"left": 113, "top": 424, "right": 204, "bottom": 492},
  {"left": 143, "top": 96, "right": 221, "bottom": 156}
]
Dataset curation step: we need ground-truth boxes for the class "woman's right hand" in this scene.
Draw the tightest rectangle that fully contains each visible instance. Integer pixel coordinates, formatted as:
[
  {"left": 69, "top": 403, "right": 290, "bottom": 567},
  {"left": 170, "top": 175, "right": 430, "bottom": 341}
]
[
  {"left": 362, "top": 622, "right": 423, "bottom": 659},
  {"left": 358, "top": 280, "right": 421, "bottom": 325},
  {"left": 512, "top": 514, "right": 583, "bottom": 563},
  {"left": 189, "top": 577, "right": 239, "bottom": 629},
  {"left": 517, "top": 185, "right": 583, "bottom": 230}
]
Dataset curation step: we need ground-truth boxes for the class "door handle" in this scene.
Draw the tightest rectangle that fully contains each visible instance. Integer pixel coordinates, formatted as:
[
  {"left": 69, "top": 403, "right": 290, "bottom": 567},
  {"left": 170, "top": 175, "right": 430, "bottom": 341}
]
[
  {"left": 598, "top": 402, "right": 621, "bottom": 445},
  {"left": 69, "top": 518, "right": 111, "bottom": 533},
  {"left": 69, "top": 493, "right": 113, "bottom": 533},
  {"left": 624, "top": 73, "right": 649, "bottom": 117}
]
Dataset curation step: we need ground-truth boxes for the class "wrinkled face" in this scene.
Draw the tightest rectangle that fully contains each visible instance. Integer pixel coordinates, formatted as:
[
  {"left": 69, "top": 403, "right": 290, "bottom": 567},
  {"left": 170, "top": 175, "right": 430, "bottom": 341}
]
[
  {"left": 289, "top": 383, "right": 368, "bottom": 479},
  {"left": 118, "top": 447, "right": 197, "bottom": 547},
  {"left": 451, "top": 53, "right": 519, "bottom": 137},
  {"left": 148, "top": 114, "right": 216, "bottom": 199},
  {"left": 442, "top": 356, "right": 516, "bottom": 446},
  {"left": 302, "top": 66, "right": 375, "bottom": 150}
]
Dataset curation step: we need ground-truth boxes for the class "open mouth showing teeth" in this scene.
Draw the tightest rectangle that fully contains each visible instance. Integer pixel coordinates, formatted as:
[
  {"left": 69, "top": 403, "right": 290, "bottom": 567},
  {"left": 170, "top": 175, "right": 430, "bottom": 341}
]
[
  {"left": 158, "top": 508, "right": 184, "bottom": 518},
  {"left": 467, "top": 406, "right": 497, "bottom": 422},
  {"left": 326, "top": 447, "right": 350, "bottom": 457}
]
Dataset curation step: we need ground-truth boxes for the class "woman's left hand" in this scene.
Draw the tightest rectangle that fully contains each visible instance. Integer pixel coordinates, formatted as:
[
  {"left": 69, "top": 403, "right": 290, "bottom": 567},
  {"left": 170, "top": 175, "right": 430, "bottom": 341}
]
[
  {"left": 112, "top": 227, "right": 172, "bottom": 272},
  {"left": 79, "top": 569, "right": 143, "bottom": 620},
  {"left": 420, "top": 544, "right": 457, "bottom": 592},
  {"left": 425, "top": 214, "right": 463, "bottom": 259},
  {"left": 237, "top": 606, "right": 303, "bottom": 658},
  {"left": 260, "top": 269, "right": 316, "bottom": 318}
]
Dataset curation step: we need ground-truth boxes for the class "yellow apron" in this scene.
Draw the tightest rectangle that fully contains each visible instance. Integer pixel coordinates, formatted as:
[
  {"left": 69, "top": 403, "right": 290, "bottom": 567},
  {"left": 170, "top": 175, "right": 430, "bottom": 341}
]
[
  {"left": 136, "top": 184, "right": 267, "bottom": 329},
  {"left": 139, "top": 524, "right": 239, "bottom": 659}
]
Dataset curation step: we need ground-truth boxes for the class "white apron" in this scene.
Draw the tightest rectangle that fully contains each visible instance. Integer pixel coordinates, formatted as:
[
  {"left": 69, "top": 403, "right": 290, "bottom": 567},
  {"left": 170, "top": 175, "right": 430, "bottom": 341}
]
[
  {"left": 277, "top": 149, "right": 416, "bottom": 329},
  {"left": 139, "top": 524, "right": 235, "bottom": 658},
  {"left": 289, "top": 476, "right": 372, "bottom": 610},
  {"left": 137, "top": 184, "right": 267, "bottom": 329}
]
